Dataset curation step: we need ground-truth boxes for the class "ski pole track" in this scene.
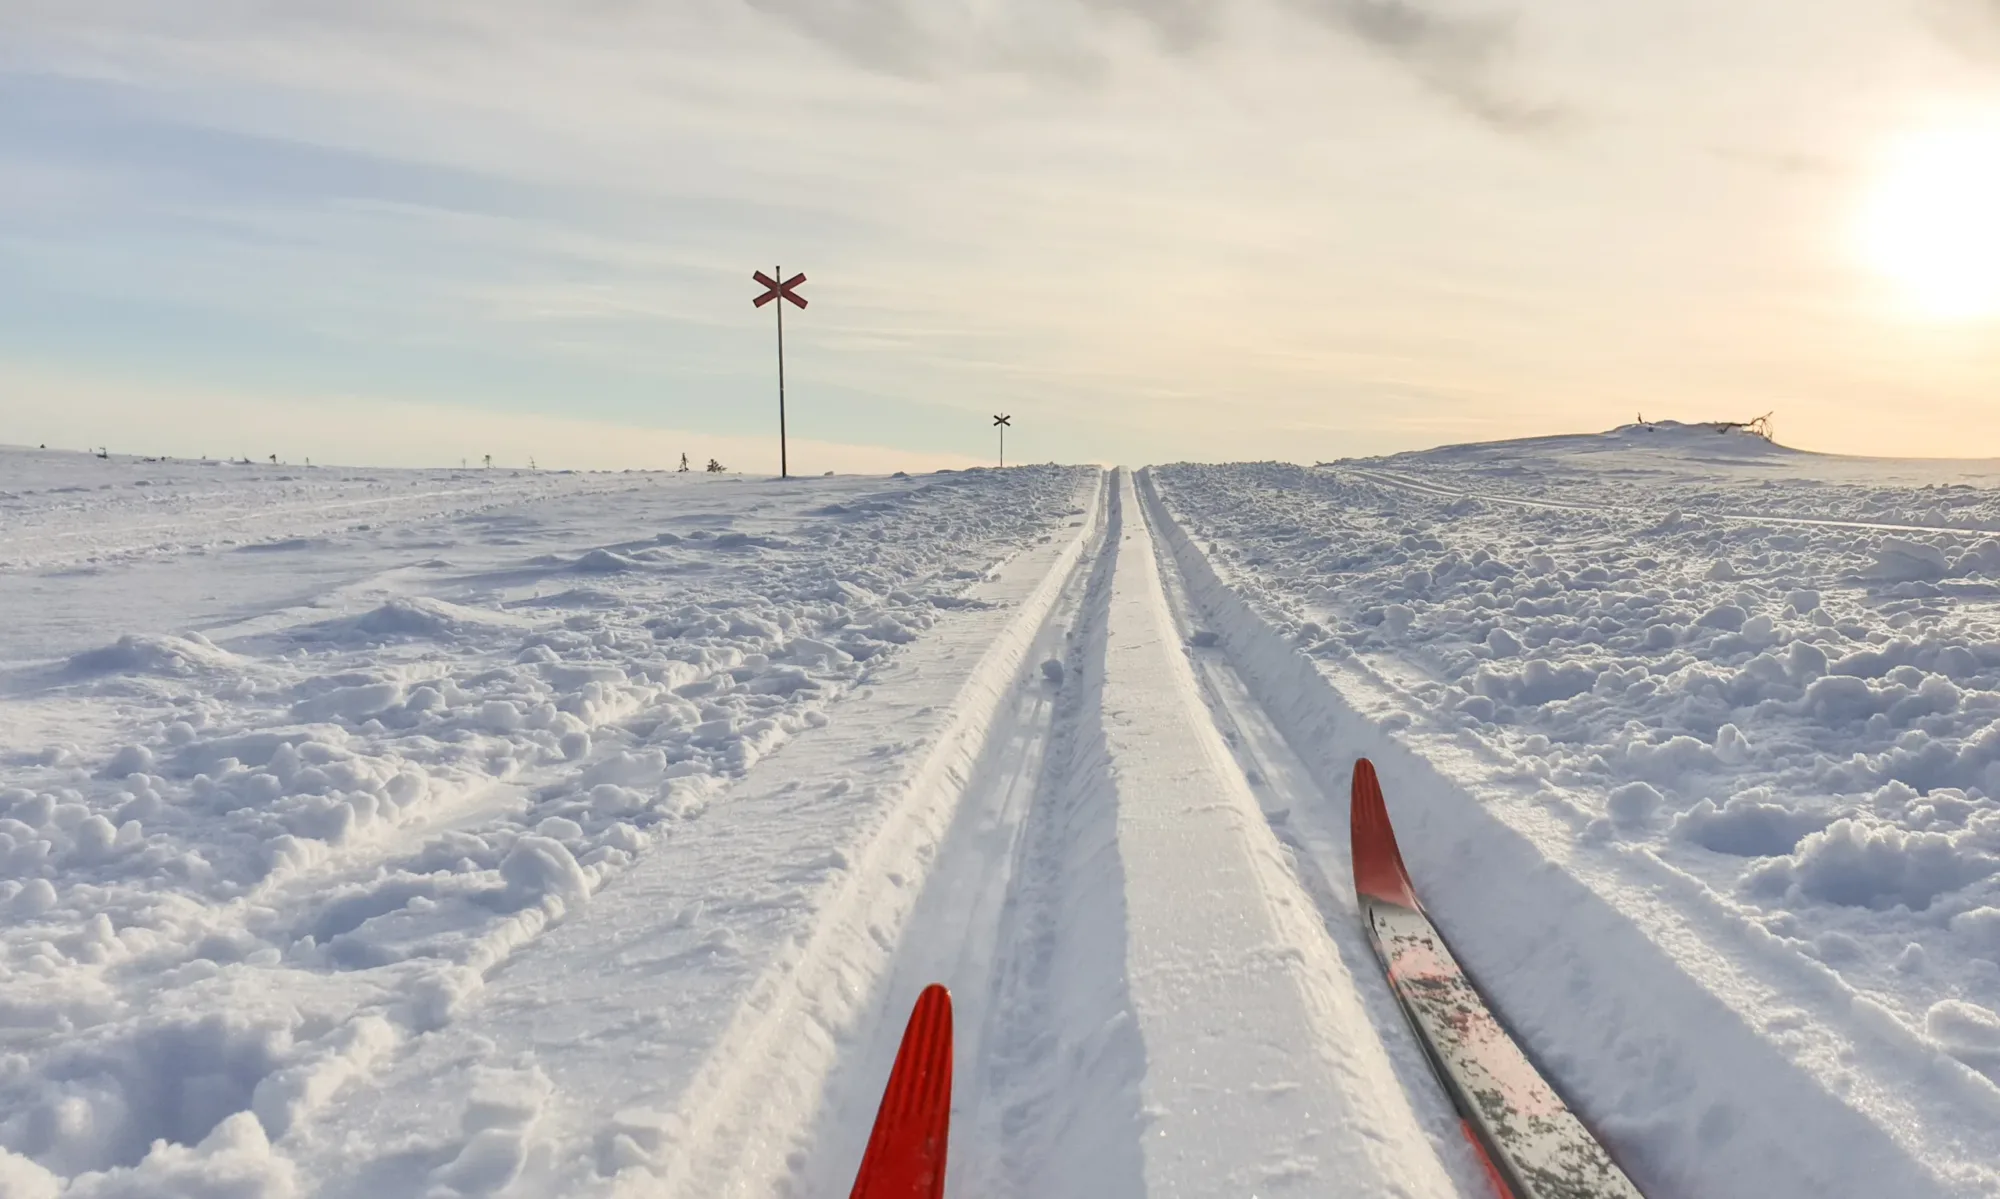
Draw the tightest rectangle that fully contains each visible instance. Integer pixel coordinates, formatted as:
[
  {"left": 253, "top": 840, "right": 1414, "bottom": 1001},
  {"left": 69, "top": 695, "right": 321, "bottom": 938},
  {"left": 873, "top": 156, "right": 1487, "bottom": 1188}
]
[{"left": 1144, "top": 468, "right": 2000, "bottom": 1199}]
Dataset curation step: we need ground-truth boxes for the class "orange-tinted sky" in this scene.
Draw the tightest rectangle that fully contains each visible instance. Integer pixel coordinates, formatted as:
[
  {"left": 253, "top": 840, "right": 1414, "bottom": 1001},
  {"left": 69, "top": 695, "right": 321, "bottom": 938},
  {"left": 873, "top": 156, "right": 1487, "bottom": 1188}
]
[{"left": 6, "top": 0, "right": 2000, "bottom": 470}]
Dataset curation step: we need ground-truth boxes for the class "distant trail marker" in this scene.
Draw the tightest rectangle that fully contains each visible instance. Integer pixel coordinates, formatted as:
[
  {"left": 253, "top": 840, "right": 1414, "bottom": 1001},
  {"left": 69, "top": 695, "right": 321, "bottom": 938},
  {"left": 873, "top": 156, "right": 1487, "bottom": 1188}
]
[
  {"left": 752, "top": 266, "right": 808, "bottom": 478},
  {"left": 993, "top": 413, "right": 1011, "bottom": 468}
]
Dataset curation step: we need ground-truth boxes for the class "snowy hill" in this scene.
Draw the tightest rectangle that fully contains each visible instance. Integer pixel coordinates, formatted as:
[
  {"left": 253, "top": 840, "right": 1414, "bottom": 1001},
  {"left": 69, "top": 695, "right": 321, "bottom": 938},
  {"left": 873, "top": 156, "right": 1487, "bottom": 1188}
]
[
  {"left": 3, "top": 441, "right": 1999, "bottom": 1197},
  {"left": 1388, "top": 418, "right": 1802, "bottom": 463}
]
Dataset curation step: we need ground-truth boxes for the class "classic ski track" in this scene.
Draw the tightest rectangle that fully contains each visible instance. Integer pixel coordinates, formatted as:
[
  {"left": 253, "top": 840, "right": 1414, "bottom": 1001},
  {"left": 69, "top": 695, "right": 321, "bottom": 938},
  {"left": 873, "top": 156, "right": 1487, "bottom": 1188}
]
[
  {"left": 787, "top": 471, "right": 1115, "bottom": 1198},
  {"left": 1142, "top": 470, "right": 2000, "bottom": 1199},
  {"left": 1343, "top": 464, "right": 2000, "bottom": 538},
  {"left": 618, "top": 468, "right": 1110, "bottom": 1199},
  {"left": 1058, "top": 470, "right": 1463, "bottom": 1198},
  {"left": 271, "top": 471, "right": 1107, "bottom": 1199},
  {"left": 818, "top": 470, "right": 1474, "bottom": 1199},
  {"left": 1130, "top": 474, "right": 1490, "bottom": 1197}
]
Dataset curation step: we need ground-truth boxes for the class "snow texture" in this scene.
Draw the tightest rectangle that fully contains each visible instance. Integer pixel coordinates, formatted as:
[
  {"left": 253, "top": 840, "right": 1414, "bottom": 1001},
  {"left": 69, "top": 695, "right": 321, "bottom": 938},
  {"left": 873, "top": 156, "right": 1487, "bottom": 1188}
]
[
  {"left": 9, "top": 426, "right": 2000, "bottom": 1198},
  {"left": 1150, "top": 423, "right": 2000, "bottom": 1196},
  {"left": 0, "top": 447, "right": 1090, "bottom": 1196}
]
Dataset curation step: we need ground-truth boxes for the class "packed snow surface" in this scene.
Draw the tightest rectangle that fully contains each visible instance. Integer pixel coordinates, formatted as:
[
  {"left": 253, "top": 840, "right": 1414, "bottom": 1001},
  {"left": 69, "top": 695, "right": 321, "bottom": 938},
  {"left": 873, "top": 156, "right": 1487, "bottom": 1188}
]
[{"left": 4, "top": 429, "right": 1999, "bottom": 1198}]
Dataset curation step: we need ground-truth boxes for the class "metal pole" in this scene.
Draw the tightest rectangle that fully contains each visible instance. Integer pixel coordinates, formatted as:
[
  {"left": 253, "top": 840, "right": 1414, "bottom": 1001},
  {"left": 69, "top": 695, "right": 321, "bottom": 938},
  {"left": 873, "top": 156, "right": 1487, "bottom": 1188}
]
[
  {"left": 999, "top": 423, "right": 1004, "bottom": 469},
  {"left": 775, "top": 264, "right": 788, "bottom": 479}
]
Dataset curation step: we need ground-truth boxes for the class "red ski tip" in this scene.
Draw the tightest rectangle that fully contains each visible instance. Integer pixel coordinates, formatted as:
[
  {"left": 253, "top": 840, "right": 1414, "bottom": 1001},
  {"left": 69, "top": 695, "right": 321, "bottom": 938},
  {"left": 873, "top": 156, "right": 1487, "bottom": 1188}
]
[
  {"left": 1351, "top": 758, "right": 1421, "bottom": 910},
  {"left": 849, "top": 984, "right": 954, "bottom": 1199}
]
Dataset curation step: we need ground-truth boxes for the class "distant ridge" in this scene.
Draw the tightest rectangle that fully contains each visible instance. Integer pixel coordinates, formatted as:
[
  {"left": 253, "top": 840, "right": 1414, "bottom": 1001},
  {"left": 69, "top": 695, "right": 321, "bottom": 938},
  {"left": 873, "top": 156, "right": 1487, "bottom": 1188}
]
[{"left": 1355, "top": 419, "right": 1800, "bottom": 466}]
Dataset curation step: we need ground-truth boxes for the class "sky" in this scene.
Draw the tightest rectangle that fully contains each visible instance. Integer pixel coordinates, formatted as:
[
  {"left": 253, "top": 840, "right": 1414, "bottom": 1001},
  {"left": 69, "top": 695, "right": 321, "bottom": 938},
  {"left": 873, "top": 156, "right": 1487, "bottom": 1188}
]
[{"left": 3, "top": 0, "right": 2000, "bottom": 472}]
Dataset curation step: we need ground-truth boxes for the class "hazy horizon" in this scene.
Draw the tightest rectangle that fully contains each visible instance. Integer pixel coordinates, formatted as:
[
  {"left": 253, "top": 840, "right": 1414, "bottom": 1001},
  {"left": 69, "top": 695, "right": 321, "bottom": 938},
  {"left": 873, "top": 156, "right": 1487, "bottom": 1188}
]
[{"left": 7, "top": 1, "right": 2000, "bottom": 473}]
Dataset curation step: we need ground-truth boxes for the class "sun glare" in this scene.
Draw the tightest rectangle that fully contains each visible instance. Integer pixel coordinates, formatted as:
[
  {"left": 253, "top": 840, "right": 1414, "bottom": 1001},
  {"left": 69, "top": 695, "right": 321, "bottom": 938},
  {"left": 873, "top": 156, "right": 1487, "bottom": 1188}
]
[{"left": 1859, "top": 126, "right": 2000, "bottom": 319}]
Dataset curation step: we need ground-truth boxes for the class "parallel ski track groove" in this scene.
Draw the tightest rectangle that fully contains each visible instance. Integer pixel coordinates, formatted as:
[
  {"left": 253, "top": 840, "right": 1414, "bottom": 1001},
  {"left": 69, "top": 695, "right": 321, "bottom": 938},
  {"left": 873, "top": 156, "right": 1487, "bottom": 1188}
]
[
  {"left": 790, "top": 470, "right": 1116, "bottom": 1199},
  {"left": 1132, "top": 469, "right": 1488, "bottom": 1198}
]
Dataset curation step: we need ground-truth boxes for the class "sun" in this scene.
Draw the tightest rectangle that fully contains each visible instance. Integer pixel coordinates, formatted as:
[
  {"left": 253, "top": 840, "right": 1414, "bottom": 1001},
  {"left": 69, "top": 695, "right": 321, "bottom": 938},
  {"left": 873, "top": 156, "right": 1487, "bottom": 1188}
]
[{"left": 1858, "top": 126, "right": 2000, "bottom": 319}]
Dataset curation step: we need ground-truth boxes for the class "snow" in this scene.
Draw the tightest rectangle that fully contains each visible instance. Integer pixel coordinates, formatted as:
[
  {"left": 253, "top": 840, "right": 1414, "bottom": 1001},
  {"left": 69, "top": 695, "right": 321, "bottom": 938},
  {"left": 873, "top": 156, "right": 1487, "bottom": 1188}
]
[
  {"left": 0, "top": 447, "right": 1094, "bottom": 1196},
  {"left": 1151, "top": 422, "right": 2000, "bottom": 1197},
  {"left": 1068, "top": 473, "right": 1458, "bottom": 1196},
  {"left": 7, "top": 427, "right": 2000, "bottom": 1197}
]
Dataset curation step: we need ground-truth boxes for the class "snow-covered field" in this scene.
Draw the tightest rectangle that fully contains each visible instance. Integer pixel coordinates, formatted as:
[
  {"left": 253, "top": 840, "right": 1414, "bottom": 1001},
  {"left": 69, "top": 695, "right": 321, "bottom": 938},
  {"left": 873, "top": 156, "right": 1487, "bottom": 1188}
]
[{"left": 4, "top": 430, "right": 1999, "bottom": 1197}]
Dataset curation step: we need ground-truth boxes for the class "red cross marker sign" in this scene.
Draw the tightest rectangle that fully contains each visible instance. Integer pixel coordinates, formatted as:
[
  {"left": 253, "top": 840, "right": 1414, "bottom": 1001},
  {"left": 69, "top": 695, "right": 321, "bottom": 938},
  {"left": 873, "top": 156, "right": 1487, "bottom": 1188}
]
[{"left": 753, "top": 270, "right": 808, "bottom": 309}]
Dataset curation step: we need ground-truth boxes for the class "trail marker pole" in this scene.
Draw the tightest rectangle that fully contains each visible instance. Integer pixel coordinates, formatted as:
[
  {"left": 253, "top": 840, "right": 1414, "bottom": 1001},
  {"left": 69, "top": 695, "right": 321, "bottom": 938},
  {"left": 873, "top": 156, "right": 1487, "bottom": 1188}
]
[
  {"left": 752, "top": 267, "right": 808, "bottom": 478},
  {"left": 993, "top": 413, "right": 1011, "bottom": 468}
]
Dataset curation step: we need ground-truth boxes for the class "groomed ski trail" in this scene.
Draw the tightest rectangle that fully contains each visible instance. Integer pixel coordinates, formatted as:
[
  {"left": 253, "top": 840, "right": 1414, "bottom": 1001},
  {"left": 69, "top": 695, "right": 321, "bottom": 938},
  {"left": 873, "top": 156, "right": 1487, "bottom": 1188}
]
[
  {"left": 785, "top": 468, "right": 1112, "bottom": 1198},
  {"left": 807, "top": 469, "right": 1478, "bottom": 1198},
  {"left": 1016, "top": 469, "right": 1464, "bottom": 1197}
]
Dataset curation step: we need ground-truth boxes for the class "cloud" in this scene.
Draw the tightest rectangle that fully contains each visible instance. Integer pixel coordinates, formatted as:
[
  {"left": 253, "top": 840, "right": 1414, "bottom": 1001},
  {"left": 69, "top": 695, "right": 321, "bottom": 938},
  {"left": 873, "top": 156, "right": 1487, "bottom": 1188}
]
[
  {"left": 739, "top": 0, "right": 1115, "bottom": 80},
  {"left": 1711, "top": 145, "right": 1850, "bottom": 178},
  {"left": 742, "top": 0, "right": 935, "bottom": 76},
  {"left": 1919, "top": 0, "right": 2000, "bottom": 59},
  {"left": 739, "top": 0, "right": 1554, "bottom": 131},
  {"left": 1287, "top": 0, "right": 1559, "bottom": 131},
  {"left": 1082, "top": 0, "right": 1226, "bottom": 53}
]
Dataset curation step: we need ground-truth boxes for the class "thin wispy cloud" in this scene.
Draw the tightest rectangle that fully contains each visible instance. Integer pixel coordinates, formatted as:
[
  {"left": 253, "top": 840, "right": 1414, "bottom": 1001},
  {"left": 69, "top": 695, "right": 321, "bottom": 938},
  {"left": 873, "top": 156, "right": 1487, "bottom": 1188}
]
[
  {"left": 1923, "top": 0, "right": 2000, "bottom": 58},
  {"left": 1290, "top": 0, "right": 1558, "bottom": 131},
  {"left": 738, "top": 0, "right": 1555, "bottom": 129}
]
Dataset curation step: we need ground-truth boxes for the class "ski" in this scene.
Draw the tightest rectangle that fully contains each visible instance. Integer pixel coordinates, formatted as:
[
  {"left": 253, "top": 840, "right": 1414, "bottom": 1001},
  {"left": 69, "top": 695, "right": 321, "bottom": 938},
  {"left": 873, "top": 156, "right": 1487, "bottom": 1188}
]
[
  {"left": 1351, "top": 758, "right": 1644, "bottom": 1199},
  {"left": 848, "top": 983, "right": 954, "bottom": 1199}
]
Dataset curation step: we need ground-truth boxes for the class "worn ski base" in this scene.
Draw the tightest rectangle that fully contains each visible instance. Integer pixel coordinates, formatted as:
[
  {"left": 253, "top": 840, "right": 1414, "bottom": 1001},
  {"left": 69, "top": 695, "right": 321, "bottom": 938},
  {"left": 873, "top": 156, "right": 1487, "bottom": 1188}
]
[
  {"left": 1352, "top": 759, "right": 1644, "bottom": 1199},
  {"left": 848, "top": 984, "right": 954, "bottom": 1199}
]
